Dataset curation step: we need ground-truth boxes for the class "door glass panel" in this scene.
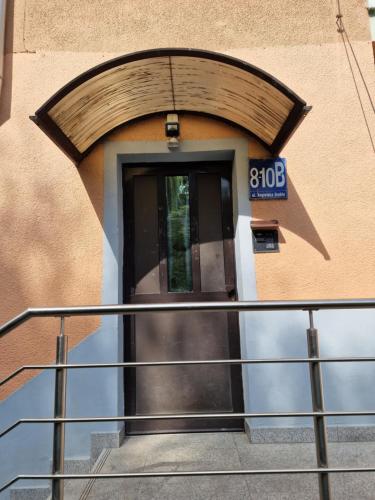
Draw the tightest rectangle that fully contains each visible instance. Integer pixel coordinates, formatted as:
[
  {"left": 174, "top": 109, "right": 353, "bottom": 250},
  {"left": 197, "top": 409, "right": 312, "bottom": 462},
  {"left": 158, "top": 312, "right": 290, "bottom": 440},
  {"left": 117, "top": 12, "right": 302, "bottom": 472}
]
[{"left": 165, "top": 175, "right": 192, "bottom": 292}]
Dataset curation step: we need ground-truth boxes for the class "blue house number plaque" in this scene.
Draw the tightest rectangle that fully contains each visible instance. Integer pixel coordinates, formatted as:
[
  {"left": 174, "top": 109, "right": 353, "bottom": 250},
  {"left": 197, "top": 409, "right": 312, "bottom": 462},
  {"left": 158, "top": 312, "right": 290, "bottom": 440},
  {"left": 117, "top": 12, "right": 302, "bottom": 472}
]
[{"left": 249, "top": 158, "right": 288, "bottom": 200}]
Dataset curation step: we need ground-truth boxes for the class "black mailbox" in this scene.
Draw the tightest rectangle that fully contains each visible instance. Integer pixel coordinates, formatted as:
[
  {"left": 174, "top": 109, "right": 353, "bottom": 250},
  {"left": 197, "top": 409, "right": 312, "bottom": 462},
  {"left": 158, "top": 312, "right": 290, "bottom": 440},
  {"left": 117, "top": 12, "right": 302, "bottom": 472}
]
[{"left": 252, "top": 229, "right": 279, "bottom": 253}]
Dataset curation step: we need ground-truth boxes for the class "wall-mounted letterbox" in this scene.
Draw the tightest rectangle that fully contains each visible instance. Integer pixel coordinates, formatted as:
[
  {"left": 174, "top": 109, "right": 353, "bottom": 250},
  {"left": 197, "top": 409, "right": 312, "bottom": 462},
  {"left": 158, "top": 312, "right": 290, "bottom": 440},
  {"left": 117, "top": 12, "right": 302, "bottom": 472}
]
[{"left": 251, "top": 220, "right": 279, "bottom": 253}]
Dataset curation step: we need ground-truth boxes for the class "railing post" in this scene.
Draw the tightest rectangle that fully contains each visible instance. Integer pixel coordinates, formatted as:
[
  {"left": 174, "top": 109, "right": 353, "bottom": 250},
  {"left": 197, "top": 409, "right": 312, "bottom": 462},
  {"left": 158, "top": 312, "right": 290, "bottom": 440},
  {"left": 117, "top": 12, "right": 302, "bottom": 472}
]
[
  {"left": 51, "top": 317, "right": 68, "bottom": 500},
  {"left": 306, "top": 310, "right": 331, "bottom": 500}
]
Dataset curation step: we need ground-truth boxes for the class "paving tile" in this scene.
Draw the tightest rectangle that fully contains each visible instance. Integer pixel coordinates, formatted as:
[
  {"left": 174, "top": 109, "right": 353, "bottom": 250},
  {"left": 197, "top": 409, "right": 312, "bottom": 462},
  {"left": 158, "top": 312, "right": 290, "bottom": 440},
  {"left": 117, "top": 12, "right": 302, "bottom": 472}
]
[
  {"left": 187, "top": 475, "right": 250, "bottom": 500},
  {"left": 101, "top": 451, "right": 146, "bottom": 473},
  {"left": 63, "top": 479, "right": 90, "bottom": 500},
  {"left": 86, "top": 478, "right": 143, "bottom": 500},
  {"left": 235, "top": 442, "right": 317, "bottom": 469},
  {"left": 139, "top": 444, "right": 250, "bottom": 499},
  {"left": 330, "top": 472, "right": 375, "bottom": 499},
  {"left": 328, "top": 441, "right": 375, "bottom": 467},
  {"left": 143, "top": 445, "right": 240, "bottom": 468},
  {"left": 246, "top": 474, "right": 318, "bottom": 500},
  {"left": 124, "top": 431, "right": 237, "bottom": 451},
  {"left": 337, "top": 426, "right": 375, "bottom": 443},
  {"left": 132, "top": 476, "right": 200, "bottom": 500},
  {"left": 247, "top": 426, "right": 339, "bottom": 444}
]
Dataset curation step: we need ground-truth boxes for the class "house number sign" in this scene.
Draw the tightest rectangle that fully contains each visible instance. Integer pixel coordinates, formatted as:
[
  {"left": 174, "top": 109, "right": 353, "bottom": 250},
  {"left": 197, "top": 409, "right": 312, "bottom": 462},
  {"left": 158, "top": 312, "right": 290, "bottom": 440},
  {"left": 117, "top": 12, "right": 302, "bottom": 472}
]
[{"left": 249, "top": 158, "right": 288, "bottom": 200}]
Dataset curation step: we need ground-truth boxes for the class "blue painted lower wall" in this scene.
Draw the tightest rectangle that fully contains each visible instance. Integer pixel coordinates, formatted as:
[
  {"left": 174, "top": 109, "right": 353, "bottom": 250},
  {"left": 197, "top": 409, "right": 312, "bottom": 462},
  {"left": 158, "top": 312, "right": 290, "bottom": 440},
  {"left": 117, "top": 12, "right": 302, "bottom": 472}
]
[
  {"left": 242, "top": 308, "right": 375, "bottom": 429},
  {"left": 0, "top": 317, "right": 123, "bottom": 499}
]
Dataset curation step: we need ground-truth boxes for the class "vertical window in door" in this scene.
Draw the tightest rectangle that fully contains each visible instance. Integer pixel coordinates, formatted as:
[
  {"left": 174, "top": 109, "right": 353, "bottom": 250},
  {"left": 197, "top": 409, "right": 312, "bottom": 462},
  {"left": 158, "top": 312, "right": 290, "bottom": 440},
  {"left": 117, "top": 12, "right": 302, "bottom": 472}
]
[{"left": 165, "top": 176, "right": 192, "bottom": 292}]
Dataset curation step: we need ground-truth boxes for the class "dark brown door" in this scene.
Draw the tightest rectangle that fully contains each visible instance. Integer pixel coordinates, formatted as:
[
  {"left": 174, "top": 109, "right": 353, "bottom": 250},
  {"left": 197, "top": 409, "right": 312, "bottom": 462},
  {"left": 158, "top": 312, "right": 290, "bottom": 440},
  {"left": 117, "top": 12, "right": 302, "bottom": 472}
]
[{"left": 123, "top": 161, "right": 244, "bottom": 434}]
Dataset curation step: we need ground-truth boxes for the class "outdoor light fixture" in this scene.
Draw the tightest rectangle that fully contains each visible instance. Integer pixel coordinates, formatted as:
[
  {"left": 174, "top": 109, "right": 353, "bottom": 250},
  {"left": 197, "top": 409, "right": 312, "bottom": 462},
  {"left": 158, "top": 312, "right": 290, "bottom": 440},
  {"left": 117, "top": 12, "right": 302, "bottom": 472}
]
[
  {"left": 165, "top": 113, "right": 180, "bottom": 150},
  {"left": 165, "top": 113, "right": 179, "bottom": 137}
]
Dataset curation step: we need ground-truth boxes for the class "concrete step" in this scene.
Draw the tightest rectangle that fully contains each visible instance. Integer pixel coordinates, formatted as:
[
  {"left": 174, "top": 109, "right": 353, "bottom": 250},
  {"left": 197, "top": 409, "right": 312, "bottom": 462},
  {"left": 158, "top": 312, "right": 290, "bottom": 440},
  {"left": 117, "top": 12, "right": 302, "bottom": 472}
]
[{"left": 65, "top": 432, "right": 375, "bottom": 499}]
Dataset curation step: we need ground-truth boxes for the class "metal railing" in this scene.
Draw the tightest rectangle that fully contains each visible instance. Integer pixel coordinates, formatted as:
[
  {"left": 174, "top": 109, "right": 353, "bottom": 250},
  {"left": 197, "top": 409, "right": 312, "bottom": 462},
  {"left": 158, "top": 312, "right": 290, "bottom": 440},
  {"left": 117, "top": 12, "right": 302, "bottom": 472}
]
[{"left": 1, "top": 299, "right": 375, "bottom": 499}]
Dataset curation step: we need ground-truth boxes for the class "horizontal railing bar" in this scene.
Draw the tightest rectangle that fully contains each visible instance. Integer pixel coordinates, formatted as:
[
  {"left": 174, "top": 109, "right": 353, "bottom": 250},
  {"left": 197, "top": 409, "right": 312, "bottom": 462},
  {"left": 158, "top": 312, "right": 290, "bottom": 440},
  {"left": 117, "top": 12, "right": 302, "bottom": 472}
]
[
  {"left": 3, "top": 410, "right": 375, "bottom": 439},
  {"left": 2, "top": 299, "right": 375, "bottom": 336},
  {"left": 2, "top": 467, "right": 375, "bottom": 493},
  {"left": 3, "top": 356, "right": 375, "bottom": 387}
]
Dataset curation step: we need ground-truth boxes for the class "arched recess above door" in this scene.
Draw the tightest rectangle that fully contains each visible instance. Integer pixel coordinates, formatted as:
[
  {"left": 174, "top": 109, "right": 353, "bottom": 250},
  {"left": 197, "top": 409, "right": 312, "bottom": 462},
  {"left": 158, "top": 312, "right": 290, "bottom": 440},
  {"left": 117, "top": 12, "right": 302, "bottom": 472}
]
[{"left": 31, "top": 48, "right": 311, "bottom": 165}]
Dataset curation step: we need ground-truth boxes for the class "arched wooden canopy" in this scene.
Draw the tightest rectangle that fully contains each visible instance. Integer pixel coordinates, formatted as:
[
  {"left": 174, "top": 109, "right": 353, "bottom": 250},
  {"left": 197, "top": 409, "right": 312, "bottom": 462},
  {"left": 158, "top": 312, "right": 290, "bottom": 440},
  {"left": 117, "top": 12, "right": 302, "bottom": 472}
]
[{"left": 31, "top": 48, "right": 310, "bottom": 165}]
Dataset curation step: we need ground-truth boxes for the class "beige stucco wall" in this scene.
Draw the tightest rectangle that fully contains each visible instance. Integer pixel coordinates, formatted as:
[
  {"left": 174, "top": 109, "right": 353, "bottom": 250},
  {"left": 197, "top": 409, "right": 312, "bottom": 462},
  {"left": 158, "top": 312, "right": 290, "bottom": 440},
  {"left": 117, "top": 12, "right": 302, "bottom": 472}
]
[
  {"left": 0, "top": 0, "right": 374, "bottom": 398},
  {"left": 10, "top": 0, "right": 372, "bottom": 52}
]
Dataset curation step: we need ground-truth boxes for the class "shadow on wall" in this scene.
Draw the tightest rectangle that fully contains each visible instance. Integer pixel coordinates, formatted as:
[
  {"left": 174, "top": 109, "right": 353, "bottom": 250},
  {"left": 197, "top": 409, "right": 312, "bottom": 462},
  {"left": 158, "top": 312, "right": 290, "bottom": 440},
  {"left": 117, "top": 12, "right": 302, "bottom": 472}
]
[
  {"left": 286, "top": 176, "right": 330, "bottom": 260},
  {"left": 0, "top": 0, "right": 14, "bottom": 127},
  {"left": 254, "top": 175, "right": 330, "bottom": 261}
]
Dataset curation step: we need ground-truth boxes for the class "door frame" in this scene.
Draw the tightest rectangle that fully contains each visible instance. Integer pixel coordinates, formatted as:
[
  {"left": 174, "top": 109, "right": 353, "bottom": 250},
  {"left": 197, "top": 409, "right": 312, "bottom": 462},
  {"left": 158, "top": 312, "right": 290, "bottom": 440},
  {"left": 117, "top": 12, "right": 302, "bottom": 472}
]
[
  {"left": 122, "top": 161, "right": 244, "bottom": 433},
  {"left": 101, "top": 139, "right": 258, "bottom": 432}
]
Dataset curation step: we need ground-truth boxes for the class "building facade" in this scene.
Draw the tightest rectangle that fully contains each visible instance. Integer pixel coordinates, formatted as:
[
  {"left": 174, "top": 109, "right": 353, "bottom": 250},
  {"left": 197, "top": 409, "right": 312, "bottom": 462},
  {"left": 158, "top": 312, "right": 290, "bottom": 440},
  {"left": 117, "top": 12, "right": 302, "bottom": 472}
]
[{"left": 0, "top": 0, "right": 374, "bottom": 497}]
